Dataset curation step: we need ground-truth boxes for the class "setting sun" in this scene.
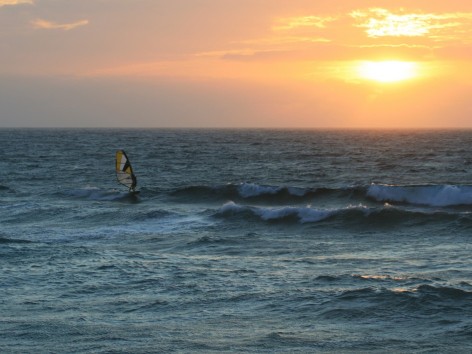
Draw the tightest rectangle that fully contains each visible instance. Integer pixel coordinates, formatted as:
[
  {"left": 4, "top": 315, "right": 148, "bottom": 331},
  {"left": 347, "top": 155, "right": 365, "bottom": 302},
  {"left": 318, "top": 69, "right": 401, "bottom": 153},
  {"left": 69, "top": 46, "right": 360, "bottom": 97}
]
[
  {"left": 357, "top": 60, "right": 418, "bottom": 83},
  {"left": 1, "top": 2, "right": 472, "bottom": 129}
]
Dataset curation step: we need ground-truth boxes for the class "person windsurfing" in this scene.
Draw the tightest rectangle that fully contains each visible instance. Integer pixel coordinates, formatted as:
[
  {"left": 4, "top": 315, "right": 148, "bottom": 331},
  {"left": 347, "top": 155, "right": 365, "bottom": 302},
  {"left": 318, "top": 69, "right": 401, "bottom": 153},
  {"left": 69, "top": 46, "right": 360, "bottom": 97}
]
[{"left": 115, "top": 149, "right": 138, "bottom": 193}]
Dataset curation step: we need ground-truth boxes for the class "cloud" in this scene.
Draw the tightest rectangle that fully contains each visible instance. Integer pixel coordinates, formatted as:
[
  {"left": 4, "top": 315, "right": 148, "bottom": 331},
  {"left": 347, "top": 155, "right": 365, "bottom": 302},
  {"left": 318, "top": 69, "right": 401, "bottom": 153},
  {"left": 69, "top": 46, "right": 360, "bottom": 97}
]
[
  {"left": 351, "top": 8, "right": 472, "bottom": 40},
  {"left": 192, "top": 15, "right": 336, "bottom": 63},
  {"left": 0, "top": 0, "right": 32, "bottom": 7},
  {"left": 273, "top": 16, "right": 337, "bottom": 31},
  {"left": 32, "top": 18, "right": 89, "bottom": 31},
  {"left": 221, "top": 7, "right": 472, "bottom": 64}
]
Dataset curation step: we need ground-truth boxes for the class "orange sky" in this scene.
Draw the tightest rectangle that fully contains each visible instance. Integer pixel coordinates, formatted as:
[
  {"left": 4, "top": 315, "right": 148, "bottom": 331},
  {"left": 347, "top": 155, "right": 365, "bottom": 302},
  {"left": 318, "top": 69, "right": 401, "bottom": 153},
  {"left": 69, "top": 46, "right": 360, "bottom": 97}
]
[{"left": 1, "top": 0, "right": 471, "bottom": 128}]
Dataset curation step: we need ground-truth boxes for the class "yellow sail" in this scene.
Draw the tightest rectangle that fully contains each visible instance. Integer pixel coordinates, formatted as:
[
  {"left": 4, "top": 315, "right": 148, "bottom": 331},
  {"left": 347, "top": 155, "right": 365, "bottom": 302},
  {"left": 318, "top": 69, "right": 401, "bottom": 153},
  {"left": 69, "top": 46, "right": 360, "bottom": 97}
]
[{"left": 115, "top": 150, "right": 137, "bottom": 191}]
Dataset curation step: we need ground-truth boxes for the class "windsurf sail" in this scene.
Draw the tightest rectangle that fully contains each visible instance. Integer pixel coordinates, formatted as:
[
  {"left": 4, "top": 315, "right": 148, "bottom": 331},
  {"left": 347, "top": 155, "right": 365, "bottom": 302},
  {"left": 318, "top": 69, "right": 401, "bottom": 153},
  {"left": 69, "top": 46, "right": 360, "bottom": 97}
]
[{"left": 115, "top": 150, "right": 137, "bottom": 192}]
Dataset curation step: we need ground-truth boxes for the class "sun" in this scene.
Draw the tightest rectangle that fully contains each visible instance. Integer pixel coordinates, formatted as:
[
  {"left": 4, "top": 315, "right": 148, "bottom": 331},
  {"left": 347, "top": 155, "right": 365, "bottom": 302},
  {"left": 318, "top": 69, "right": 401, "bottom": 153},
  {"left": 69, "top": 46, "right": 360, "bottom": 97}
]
[{"left": 357, "top": 60, "right": 418, "bottom": 83}]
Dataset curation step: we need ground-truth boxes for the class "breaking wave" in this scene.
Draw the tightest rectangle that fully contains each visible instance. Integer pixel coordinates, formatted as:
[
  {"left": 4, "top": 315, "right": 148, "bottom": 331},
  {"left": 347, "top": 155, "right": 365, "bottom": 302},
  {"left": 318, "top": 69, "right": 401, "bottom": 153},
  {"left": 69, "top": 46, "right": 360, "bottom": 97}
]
[
  {"left": 170, "top": 182, "right": 361, "bottom": 203},
  {"left": 170, "top": 182, "right": 472, "bottom": 208},
  {"left": 215, "top": 201, "right": 472, "bottom": 225},
  {"left": 367, "top": 184, "right": 472, "bottom": 207},
  {"left": 216, "top": 201, "right": 336, "bottom": 223}
]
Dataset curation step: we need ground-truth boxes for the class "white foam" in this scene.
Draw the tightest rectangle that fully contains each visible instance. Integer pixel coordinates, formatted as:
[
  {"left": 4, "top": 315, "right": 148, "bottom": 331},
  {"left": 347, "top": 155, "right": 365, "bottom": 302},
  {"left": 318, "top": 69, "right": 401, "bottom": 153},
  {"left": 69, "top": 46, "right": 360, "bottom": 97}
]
[
  {"left": 218, "top": 202, "right": 337, "bottom": 223},
  {"left": 219, "top": 201, "right": 246, "bottom": 213},
  {"left": 255, "top": 206, "right": 332, "bottom": 223},
  {"left": 297, "top": 207, "right": 334, "bottom": 223},
  {"left": 236, "top": 183, "right": 309, "bottom": 198},
  {"left": 256, "top": 206, "right": 297, "bottom": 220},
  {"left": 367, "top": 184, "right": 472, "bottom": 207},
  {"left": 237, "top": 183, "right": 281, "bottom": 198}
]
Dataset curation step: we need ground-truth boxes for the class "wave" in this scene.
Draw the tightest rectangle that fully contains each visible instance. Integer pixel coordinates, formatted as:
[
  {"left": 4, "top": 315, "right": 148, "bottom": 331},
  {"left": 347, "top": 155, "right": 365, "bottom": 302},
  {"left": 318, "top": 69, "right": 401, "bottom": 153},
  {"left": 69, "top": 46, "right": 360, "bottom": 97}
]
[
  {"left": 216, "top": 201, "right": 336, "bottom": 223},
  {"left": 169, "top": 182, "right": 361, "bottom": 204},
  {"left": 0, "top": 236, "right": 32, "bottom": 244},
  {"left": 215, "top": 201, "right": 471, "bottom": 225},
  {"left": 335, "top": 284, "right": 472, "bottom": 304},
  {"left": 367, "top": 184, "right": 472, "bottom": 207},
  {"left": 320, "top": 284, "right": 472, "bottom": 321},
  {"left": 237, "top": 183, "right": 309, "bottom": 198},
  {"left": 415, "top": 284, "right": 472, "bottom": 300},
  {"left": 169, "top": 182, "right": 472, "bottom": 209}
]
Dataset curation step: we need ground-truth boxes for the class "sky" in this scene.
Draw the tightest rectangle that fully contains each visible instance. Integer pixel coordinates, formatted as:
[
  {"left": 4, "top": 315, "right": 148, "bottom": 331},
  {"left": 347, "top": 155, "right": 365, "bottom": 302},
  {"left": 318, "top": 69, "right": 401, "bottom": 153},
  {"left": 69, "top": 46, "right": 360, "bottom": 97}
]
[{"left": 1, "top": 0, "right": 472, "bottom": 128}]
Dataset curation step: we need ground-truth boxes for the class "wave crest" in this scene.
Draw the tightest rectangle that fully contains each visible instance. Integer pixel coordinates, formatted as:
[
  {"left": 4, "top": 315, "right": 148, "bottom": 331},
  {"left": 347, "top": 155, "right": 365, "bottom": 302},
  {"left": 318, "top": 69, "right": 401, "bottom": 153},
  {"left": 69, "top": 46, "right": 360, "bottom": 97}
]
[
  {"left": 367, "top": 184, "right": 472, "bottom": 207},
  {"left": 217, "top": 201, "right": 364, "bottom": 224},
  {"left": 216, "top": 201, "right": 471, "bottom": 225},
  {"left": 171, "top": 182, "right": 472, "bottom": 208}
]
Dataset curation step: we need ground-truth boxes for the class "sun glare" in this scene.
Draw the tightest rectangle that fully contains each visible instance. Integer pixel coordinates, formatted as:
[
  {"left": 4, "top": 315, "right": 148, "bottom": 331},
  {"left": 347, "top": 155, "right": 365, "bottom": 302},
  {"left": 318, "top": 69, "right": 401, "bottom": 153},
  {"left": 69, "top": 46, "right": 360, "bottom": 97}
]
[
  {"left": 357, "top": 60, "right": 418, "bottom": 83},
  {"left": 352, "top": 9, "right": 432, "bottom": 38}
]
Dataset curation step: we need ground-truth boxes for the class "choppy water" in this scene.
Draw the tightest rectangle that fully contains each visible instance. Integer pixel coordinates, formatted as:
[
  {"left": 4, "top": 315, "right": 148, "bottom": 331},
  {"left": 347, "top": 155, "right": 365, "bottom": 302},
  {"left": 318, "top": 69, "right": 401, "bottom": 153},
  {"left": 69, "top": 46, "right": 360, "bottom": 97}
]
[{"left": 1, "top": 128, "right": 472, "bottom": 353}]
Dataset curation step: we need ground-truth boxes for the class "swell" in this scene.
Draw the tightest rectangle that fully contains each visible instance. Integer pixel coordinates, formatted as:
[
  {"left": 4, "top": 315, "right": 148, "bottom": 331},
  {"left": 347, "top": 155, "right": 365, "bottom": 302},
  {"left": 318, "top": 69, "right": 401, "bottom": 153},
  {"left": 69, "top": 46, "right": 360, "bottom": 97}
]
[
  {"left": 31, "top": 182, "right": 472, "bottom": 210},
  {"left": 320, "top": 284, "right": 472, "bottom": 321},
  {"left": 336, "top": 285, "right": 472, "bottom": 303},
  {"left": 169, "top": 183, "right": 333, "bottom": 203},
  {"left": 214, "top": 201, "right": 472, "bottom": 226},
  {"left": 367, "top": 184, "right": 472, "bottom": 207},
  {"left": 167, "top": 182, "right": 472, "bottom": 208},
  {"left": 291, "top": 272, "right": 472, "bottom": 322},
  {"left": 5, "top": 183, "right": 471, "bottom": 234},
  {"left": 0, "top": 236, "right": 32, "bottom": 244}
]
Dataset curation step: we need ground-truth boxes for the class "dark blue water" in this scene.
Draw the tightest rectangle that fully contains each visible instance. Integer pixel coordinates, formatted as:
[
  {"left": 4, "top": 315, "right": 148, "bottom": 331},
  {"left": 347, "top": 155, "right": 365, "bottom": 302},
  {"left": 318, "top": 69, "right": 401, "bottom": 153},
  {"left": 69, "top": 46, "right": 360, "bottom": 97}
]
[{"left": 1, "top": 129, "right": 472, "bottom": 353}]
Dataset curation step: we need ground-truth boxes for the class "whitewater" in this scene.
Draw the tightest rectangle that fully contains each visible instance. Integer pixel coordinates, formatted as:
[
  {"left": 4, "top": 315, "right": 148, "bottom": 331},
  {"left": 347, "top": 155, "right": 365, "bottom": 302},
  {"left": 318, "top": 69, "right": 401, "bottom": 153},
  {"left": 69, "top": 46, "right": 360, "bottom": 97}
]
[{"left": 1, "top": 128, "right": 471, "bottom": 353}]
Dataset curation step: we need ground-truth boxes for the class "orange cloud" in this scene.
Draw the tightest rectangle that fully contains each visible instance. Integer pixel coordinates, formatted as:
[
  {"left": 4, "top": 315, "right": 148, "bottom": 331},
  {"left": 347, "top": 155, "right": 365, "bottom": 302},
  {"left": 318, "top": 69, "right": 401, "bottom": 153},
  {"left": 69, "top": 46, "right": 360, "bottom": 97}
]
[
  {"left": 32, "top": 18, "right": 89, "bottom": 31},
  {"left": 351, "top": 8, "right": 472, "bottom": 40},
  {"left": 76, "top": 5, "right": 472, "bottom": 86},
  {"left": 273, "top": 15, "right": 337, "bottom": 31}
]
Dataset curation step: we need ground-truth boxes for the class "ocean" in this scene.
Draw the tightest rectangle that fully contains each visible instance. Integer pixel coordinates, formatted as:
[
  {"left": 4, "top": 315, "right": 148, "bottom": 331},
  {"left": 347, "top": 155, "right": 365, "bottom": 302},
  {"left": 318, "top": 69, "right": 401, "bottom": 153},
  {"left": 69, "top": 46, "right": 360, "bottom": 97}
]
[{"left": 1, "top": 128, "right": 471, "bottom": 353}]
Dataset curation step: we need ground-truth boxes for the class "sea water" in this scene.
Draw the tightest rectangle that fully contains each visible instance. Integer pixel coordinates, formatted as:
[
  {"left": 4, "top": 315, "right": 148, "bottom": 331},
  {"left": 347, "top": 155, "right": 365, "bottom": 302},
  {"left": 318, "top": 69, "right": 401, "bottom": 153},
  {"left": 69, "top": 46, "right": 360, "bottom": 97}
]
[{"left": 1, "top": 128, "right": 471, "bottom": 353}]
